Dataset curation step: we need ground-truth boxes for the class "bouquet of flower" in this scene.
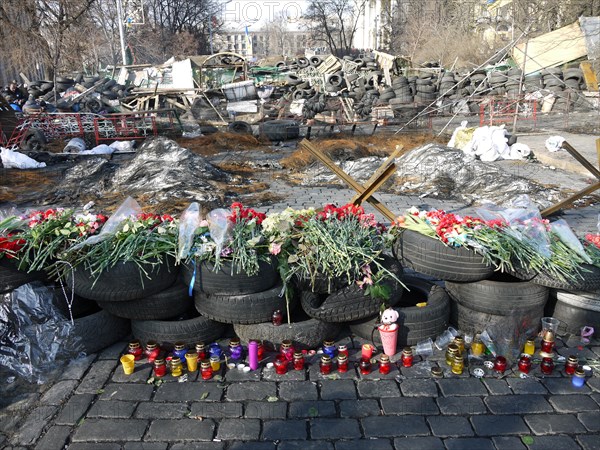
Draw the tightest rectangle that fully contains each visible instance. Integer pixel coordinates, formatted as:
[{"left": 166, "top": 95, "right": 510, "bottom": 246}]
[
  {"left": 187, "top": 202, "right": 270, "bottom": 276},
  {"left": 266, "top": 203, "right": 399, "bottom": 300},
  {"left": 62, "top": 211, "right": 177, "bottom": 280},
  {"left": 0, "top": 208, "right": 108, "bottom": 274}
]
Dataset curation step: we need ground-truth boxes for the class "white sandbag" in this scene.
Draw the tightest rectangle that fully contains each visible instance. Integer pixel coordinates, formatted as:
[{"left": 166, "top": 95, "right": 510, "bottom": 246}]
[
  {"left": 1, "top": 148, "right": 46, "bottom": 169},
  {"left": 109, "top": 140, "right": 135, "bottom": 152},
  {"left": 63, "top": 137, "right": 86, "bottom": 153},
  {"left": 80, "top": 144, "right": 115, "bottom": 155},
  {"left": 545, "top": 136, "right": 565, "bottom": 152},
  {"left": 507, "top": 143, "right": 531, "bottom": 160}
]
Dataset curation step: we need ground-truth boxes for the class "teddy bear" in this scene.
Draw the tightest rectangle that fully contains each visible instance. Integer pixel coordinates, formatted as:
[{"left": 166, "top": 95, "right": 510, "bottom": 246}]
[{"left": 380, "top": 308, "right": 399, "bottom": 331}]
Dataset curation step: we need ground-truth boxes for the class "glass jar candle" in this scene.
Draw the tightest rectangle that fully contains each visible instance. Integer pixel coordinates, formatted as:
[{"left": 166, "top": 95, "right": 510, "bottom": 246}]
[
  {"left": 540, "top": 357, "right": 554, "bottom": 375},
  {"left": 401, "top": 347, "right": 414, "bottom": 368},
  {"left": 229, "top": 338, "right": 243, "bottom": 361},
  {"left": 359, "top": 357, "right": 371, "bottom": 375},
  {"left": 494, "top": 356, "right": 507, "bottom": 374},
  {"left": 173, "top": 342, "right": 187, "bottom": 361},
  {"left": 451, "top": 355, "right": 464, "bottom": 375},
  {"left": 275, "top": 355, "right": 288, "bottom": 375},
  {"left": 523, "top": 339, "right": 535, "bottom": 356},
  {"left": 153, "top": 358, "right": 167, "bottom": 377},
  {"left": 210, "top": 355, "right": 221, "bottom": 372},
  {"left": 471, "top": 338, "right": 484, "bottom": 357},
  {"left": 319, "top": 355, "right": 332, "bottom": 375},
  {"left": 272, "top": 309, "right": 283, "bottom": 326},
  {"left": 195, "top": 342, "right": 207, "bottom": 360},
  {"left": 565, "top": 355, "right": 578, "bottom": 375},
  {"left": 200, "top": 360, "right": 213, "bottom": 380},
  {"left": 170, "top": 357, "right": 183, "bottom": 377},
  {"left": 293, "top": 351, "right": 305, "bottom": 371},
  {"left": 453, "top": 336, "right": 465, "bottom": 354},
  {"left": 208, "top": 342, "right": 222, "bottom": 358},
  {"left": 379, "top": 354, "right": 391, "bottom": 375},
  {"left": 280, "top": 340, "right": 294, "bottom": 362},
  {"left": 145, "top": 341, "right": 161, "bottom": 363},
  {"left": 337, "top": 344, "right": 349, "bottom": 359},
  {"left": 128, "top": 341, "right": 143, "bottom": 361},
  {"left": 445, "top": 344, "right": 460, "bottom": 366},
  {"left": 572, "top": 367, "right": 586, "bottom": 388},
  {"left": 518, "top": 354, "right": 532, "bottom": 374},
  {"left": 337, "top": 354, "right": 349, "bottom": 373},
  {"left": 322, "top": 340, "right": 336, "bottom": 359},
  {"left": 540, "top": 330, "right": 555, "bottom": 353},
  {"left": 257, "top": 341, "right": 265, "bottom": 361}
]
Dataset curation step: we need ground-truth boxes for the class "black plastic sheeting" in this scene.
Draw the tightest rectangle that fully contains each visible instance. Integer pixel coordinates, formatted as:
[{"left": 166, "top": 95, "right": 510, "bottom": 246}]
[{"left": 0, "top": 282, "right": 84, "bottom": 383}]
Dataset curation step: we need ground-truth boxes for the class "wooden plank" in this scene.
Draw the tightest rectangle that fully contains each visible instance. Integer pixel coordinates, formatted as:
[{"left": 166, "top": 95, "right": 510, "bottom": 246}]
[
  {"left": 352, "top": 163, "right": 397, "bottom": 205},
  {"left": 300, "top": 139, "right": 396, "bottom": 221},
  {"left": 597, "top": 138, "right": 600, "bottom": 170},
  {"left": 541, "top": 181, "right": 600, "bottom": 216},
  {"left": 580, "top": 61, "right": 599, "bottom": 91},
  {"left": 561, "top": 141, "right": 600, "bottom": 179},
  {"left": 351, "top": 145, "right": 403, "bottom": 204}
]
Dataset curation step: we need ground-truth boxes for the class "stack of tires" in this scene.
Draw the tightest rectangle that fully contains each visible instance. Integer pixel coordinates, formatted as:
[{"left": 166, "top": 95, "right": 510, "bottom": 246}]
[
  {"left": 389, "top": 75, "right": 415, "bottom": 119},
  {"left": 414, "top": 73, "right": 437, "bottom": 104},
  {"left": 393, "top": 230, "right": 549, "bottom": 340}
]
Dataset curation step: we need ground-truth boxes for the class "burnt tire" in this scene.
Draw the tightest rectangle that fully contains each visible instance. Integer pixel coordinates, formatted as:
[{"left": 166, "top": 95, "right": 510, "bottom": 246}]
[
  {"left": 97, "top": 281, "right": 192, "bottom": 320},
  {"left": 393, "top": 230, "right": 494, "bottom": 282},
  {"left": 507, "top": 263, "right": 600, "bottom": 291},
  {"left": 228, "top": 121, "right": 252, "bottom": 134},
  {"left": 70, "top": 259, "right": 179, "bottom": 302},
  {"left": 349, "top": 276, "right": 450, "bottom": 347},
  {"left": 545, "top": 289, "right": 600, "bottom": 337},
  {"left": 194, "top": 283, "right": 295, "bottom": 324},
  {"left": 0, "top": 259, "right": 43, "bottom": 293},
  {"left": 131, "top": 312, "right": 225, "bottom": 346},
  {"left": 182, "top": 258, "right": 279, "bottom": 296},
  {"left": 261, "top": 120, "right": 300, "bottom": 141},
  {"left": 20, "top": 129, "right": 47, "bottom": 152},
  {"left": 73, "top": 310, "right": 130, "bottom": 354}
]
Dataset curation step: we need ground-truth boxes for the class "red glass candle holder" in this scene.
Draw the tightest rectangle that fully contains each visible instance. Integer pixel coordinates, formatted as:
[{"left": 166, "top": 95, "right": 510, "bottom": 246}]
[
  {"left": 200, "top": 361, "right": 213, "bottom": 380},
  {"left": 359, "top": 357, "right": 371, "bottom": 375},
  {"left": 274, "top": 355, "right": 288, "bottom": 375},
  {"left": 494, "top": 356, "right": 507, "bottom": 373},
  {"left": 540, "top": 357, "right": 554, "bottom": 375},
  {"left": 517, "top": 355, "right": 531, "bottom": 374},
  {"left": 337, "top": 354, "right": 348, "bottom": 373},
  {"left": 320, "top": 355, "right": 332, "bottom": 375},
  {"left": 541, "top": 339, "right": 554, "bottom": 353},
  {"left": 379, "top": 355, "right": 391, "bottom": 375},
  {"left": 293, "top": 352, "right": 305, "bottom": 371},
  {"left": 153, "top": 358, "right": 167, "bottom": 377}
]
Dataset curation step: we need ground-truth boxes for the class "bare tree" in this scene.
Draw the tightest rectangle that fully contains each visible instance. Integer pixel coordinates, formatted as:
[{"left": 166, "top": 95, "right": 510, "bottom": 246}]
[
  {"left": 263, "top": 12, "right": 291, "bottom": 57},
  {"left": 304, "top": 0, "right": 367, "bottom": 56}
]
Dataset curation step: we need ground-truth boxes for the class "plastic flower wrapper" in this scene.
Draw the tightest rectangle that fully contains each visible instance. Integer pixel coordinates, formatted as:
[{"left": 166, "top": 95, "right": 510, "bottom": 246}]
[
  {"left": 551, "top": 219, "right": 592, "bottom": 264},
  {"left": 177, "top": 202, "right": 202, "bottom": 262},
  {"left": 208, "top": 208, "right": 232, "bottom": 265}
]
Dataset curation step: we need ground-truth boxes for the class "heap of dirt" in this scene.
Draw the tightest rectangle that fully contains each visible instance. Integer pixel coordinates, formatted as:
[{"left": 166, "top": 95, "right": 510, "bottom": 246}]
[{"left": 177, "top": 131, "right": 269, "bottom": 157}]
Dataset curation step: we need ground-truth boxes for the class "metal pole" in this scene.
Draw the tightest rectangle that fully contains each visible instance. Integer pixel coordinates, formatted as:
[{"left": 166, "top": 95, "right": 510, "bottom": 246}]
[
  {"left": 512, "top": 35, "right": 528, "bottom": 134},
  {"left": 209, "top": 18, "right": 214, "bottom": 54},
  {"left": 116, "top": 0, "right": 128, "bottom": 65}
]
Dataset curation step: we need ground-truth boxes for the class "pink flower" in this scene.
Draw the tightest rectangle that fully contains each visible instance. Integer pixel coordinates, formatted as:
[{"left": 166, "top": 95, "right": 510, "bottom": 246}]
[{"left": 269, "top": 242, "right": 282, "bottom": 255}]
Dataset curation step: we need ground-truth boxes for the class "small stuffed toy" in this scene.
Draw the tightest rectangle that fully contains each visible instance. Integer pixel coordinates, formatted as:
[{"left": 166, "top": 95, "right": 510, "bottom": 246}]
[{"left": 379, "top": 308, "right": 399, "bottom": 331}]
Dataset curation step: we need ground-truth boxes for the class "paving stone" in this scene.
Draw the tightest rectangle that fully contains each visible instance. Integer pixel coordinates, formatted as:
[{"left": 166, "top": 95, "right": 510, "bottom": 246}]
[
  {"left": 170, "top": 443, "right": 224, "bottom": 450},
  {"left": 228, "top": 443, "right": 275, "bottom": 450},
  {"left": 592, "top": 393, "right": 600, "bottom": 407},
  {"left": 393, "top": 437, "right": 445, "bottom": 450},
  {"left": 307, "top": 362, "right": 357, "bottom": 381},
  {"left": 524, "top": 414, "right": 586, "bottom": 435},
  {"left": 549, "top": 394, "right": 599, "bottom": 413},
  {"left": 398, "top": 379, "right": 438, "bottom": 397},
  {"left": 190, "top": 402, "right": 243, "bottom": 419},
  {"left": 577, "top": 434, "right": 600, "bottom": 450},
  {"left": 225, "top": 367, "right": 262, "bottom": 382},
  {"left": 506, "top": 378, "right": 548, "bottom": 395},
  {"left": 436, "top": 397, "right": 486, "bottom": 415},
  {"left": 380, "top": 397, "right": 438, "bottom": 415},
  {"left": 470, "top": 415, "right": 530, "bottom": 436},
  {"left": 482, "top": 378, "right": 512, "bottom": 395},
  {"left": 68, "top": 444, "right": 122, "bottom": 450},
  {"left": 226, "top": 382, "right": 276, "bottom": 401},
  {"left": 135, "top": 401, "right": 189, "bottom": 419},
  {"left": 244, "top": 401, "right": 287, "bottom": 419},
  {"left": 427, "top": 416, "right": 474, "bottom": 438},
  {"left": 98, "top": 341, "right": 127, "bottom": 359},
  {"left": 288, "top": 400, "right": 337, "bottom": 418},
  {"left": 76, "top": 360, "right": 116, "bottom": 394},
  {"left": 524, "top": 435, "right": 579, "bottom": 450},
  {"left": 278, "top": 441, "right": 334, "bottom": 450},
  {"left": 485, "top": 395, "right": 553, "bottom": 415},
  {"left": 437, "top": 378, "right": 487, "bottom": 396},
  {"left": 339, "top": 399, "right": 381, "bottom": 418},
  {"left": 123, "top": 444, "right": 169, "bottom": 450},
  {"left": 578, "top": 411, "right": 600, "bottom": 432},
  {"left": 111, "top": 363, "right": 152, "bottom": 383},
  {"left": 362, "top": 416, "right": 429, "bottom": 438},
  {"left": 39, "top": 380, "right": 78, "bottom": 405},
  {"left": 278, "top": 381, "right": 318, "bottom": 401},
  {"left": 491, "top": 436, "right": 527, "bottom": 450},
  {"left": 334, "top": 439, "right": 393, "bottom": 450},
  {"left": 99, "top": 384, "right": 153, "bottom": 402},
  {"left": 263, "top": 367, "right": 306, "bottom": 381},
  {"left": 153, "top": 382, "right": 222, "bottom": 402},
  {"left": 216, "top": 418, "right": 261, "bottom": 440},
  {"left": 357, "top": 380, "right": 400, "bottom": 398},
  {"left": 319, "top": 380, "right": 357, "bottom": 400},
  {"left": 542, "top": 378, "right": 591, "bottom": 394},
  {"left": 10, "top": 405, "right": 58, "bottom": 446},
  {"left": 443, "top": 438, "right": 494, "bottom": 450},
  {"left": 586, "top": 377, "right": 600, "bottom": 392},
  {"left": 33, "top": 425, "right": 71, "bottom": 450},
  {"left": 0, "top": 412, "right": 23, "bottom": 434},
  {"left": 72, "top": 418, "right": 148, "bottom": 442},
  {"left": 55, "top": 394, "right": 94, "bottom": 425},
  {"left": 145, "top": 418, "right": 215, "bottom": 441},
  {"left": 262, "top": 419, "right": 307, "bottom": 440},
  {"left": 2, "top": 392, "right": 40, "bottom": 412},
  {"left": 399, "top": 361, "right": 437, "bottom": 378},
  {"left": 87, "top": 400, "right": 137, "bottom": 418},
  {"left": 310, "top": 418, "right": 361, "bottom": 440}
]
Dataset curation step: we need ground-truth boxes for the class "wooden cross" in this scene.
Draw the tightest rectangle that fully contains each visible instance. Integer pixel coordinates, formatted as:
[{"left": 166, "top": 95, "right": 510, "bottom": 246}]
[{"left": 299, "top": 139, "right": 400, "bottom": 221}]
